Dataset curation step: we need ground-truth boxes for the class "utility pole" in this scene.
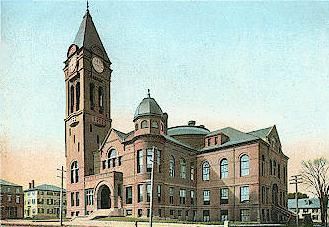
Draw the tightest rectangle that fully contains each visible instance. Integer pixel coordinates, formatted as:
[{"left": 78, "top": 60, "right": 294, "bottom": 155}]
[
  {"left": 57, "top": 166, "right": 66, "bottom": 226},
  {"left": 149, "top": 146, "right": 156, "bottom": 227},
  {"left": 289, "top": 174, "right": 302, "bottom": 227}
]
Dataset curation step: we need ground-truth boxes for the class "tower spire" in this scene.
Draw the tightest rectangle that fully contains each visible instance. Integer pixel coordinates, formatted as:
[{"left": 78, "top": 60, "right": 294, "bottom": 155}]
[
  {"left": 86, "top": 0, "right": 89, "bottom": 13},
  {"left": 147, "top": 89, "right": 151, "bottom": 98}
]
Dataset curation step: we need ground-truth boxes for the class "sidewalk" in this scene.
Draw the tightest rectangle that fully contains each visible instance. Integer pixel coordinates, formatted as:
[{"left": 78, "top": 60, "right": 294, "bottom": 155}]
[{"left": 1, "top": 219, "right": 221, "bottom": 227}]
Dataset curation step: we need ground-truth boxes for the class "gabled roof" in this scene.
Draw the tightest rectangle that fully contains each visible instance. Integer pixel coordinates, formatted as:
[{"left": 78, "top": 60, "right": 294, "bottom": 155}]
[
  {"left": 0, "top": 179, "right": 21, "bottom": 187},
  {"left": 24, "top": 184, "right": 65, "bottom": 193},
  {"left": 248, "top": 126, "right": 273, "bottom": 140},
  {"left": 73, "top": 10, "right": 110, "bottom": 62},
  {"left": 200, "top": 126, "right": 274, "bottom": 153}
]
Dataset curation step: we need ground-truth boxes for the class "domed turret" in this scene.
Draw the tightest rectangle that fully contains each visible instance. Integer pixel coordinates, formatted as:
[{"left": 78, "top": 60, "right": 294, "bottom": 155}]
[
  {"left": 134, "top": 94, "right": 163, "bottom": 121},
  {"left": 133, "top": 90, "right": 167, "bottom": 136}
]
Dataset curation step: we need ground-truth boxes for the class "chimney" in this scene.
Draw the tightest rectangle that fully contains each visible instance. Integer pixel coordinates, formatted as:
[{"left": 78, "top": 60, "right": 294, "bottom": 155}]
[
  {"left": 29, "top": 183, "right": 32, "bottom": 189},
  {"left": 32, "top": 180, "right": 35, "bottom": 188},
  {"left": 188, "top": 120, "right": 196, "bottom": 126}
]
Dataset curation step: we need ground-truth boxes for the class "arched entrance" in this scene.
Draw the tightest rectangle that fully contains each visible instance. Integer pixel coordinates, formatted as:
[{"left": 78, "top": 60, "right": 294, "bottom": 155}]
[{"left": 97, "top": 185, "right": 111, "bottom": 209}]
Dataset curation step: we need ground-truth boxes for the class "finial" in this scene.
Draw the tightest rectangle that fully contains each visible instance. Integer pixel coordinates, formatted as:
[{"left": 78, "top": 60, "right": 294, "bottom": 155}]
[
  {"left": 147, "top": 89, "right": 151, "bottom": 98},
  {"left": 86, "top": 0, "right": 89, "bottom": 13}
]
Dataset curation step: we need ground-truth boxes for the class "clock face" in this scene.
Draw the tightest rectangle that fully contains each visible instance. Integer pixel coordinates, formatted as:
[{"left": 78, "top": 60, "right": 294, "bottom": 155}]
[
  {"left": 92, "top": 57, "right": 104, "bottom": 73},
  {"left": 69, "top": 56, "right": 77, "bottom": 73}
]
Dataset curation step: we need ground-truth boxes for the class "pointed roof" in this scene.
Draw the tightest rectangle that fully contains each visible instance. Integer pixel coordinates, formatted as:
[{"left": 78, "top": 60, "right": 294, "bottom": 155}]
[{"left": 73, "top": 10, "right": 110, "bottom": 62}]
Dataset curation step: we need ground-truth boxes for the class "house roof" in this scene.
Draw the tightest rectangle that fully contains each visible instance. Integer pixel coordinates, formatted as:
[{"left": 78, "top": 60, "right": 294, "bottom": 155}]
[
  {"left": 24, "top": 184, "right": 65, "bottom": 193},
  {"left": 163, "top": 135, "right": 195, "bottom": 151},
  {"left": 248, "top": 126, "right": 273, "bottom": 140},
  {"left": 288, "top": 198, "right": 329, "bottom": 209},
  {"left": 168, "top": 126, "right": 210, "bottom": 136},
  {"left": 0, "top": 179, "right": 21, "bottom": 187},
  {"left": 200, "top": 127, "right": 262, "bottom": 153}
]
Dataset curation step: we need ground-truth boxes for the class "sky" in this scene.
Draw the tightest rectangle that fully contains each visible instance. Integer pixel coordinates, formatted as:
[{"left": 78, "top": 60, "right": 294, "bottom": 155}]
[{"left": 0, "top": 0, "right": 329, "bottom": 193}]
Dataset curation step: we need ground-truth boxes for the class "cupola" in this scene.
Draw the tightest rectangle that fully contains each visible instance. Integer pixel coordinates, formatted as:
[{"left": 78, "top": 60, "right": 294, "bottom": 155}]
[{"left": 133, "top": 90, "right": 167, "bottom": 136}]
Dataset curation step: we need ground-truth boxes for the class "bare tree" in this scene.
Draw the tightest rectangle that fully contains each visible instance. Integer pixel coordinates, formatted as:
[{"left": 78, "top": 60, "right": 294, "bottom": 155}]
[{"left": 301, "top": 158, "right": 329, "bottom": 226}]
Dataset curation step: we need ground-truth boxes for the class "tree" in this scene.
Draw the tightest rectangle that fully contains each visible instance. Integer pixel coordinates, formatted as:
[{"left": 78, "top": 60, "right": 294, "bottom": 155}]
[
  {"left": 287, "top": 192, "right": 309, "bottom": 199},
  {"left": 301, "top": 158, "right": 329, "bottom": 226}
]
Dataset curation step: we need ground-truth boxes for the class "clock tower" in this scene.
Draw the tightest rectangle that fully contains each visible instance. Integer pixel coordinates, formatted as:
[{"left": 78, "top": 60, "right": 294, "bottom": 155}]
[{"left": 64, "top": 8, "right": 112, "bottom": 216}]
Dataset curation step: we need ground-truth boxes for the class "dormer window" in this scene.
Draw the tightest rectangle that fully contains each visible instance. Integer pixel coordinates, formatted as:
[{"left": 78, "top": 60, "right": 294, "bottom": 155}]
[
  {"left": 215, "top": 137, "right": 218, "bottom": 145},
  {"left": 207, "top": 138, "right": 211, "bottom": 146}
]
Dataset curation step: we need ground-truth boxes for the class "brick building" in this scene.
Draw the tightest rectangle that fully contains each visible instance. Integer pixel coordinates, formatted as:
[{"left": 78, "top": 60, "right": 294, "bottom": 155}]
[
  {"left": 24, "top": 181, "right": 66, "bottom": 219},
  {"left": 64, "top": 8, "right": 291, "bottom": 223},
  {"left": 0, "top": 179, "right": 24, "bottom": 219}
]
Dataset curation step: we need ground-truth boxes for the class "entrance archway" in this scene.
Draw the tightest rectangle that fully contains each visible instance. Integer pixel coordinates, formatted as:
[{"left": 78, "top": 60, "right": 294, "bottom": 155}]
[{"left": 97, "top": 185, "right": 111, "bottom": 209}]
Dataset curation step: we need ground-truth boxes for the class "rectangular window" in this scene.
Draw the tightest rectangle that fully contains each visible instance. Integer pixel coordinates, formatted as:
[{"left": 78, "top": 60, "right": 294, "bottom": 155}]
[
  {"left": 157, "top": 150, "right": 161, "bottom": 173},
  {"left": 207, "top": 138, "right": 211, "bottom": 146},
  {"left": 138, "top": 184, "right": 143, "bottom": 203},
  {"left": 178, "top": 210, "right": 182, "bottom": 217},
  {"left": 190, "top": 165, "right": 195, "bottom": 181},
  {"left": 203, "top": 210, "right": 210, "bottom": 222},
  {"left": 15, "top": 196, "right": 20, "bottom": 204},
  {"left": 220, "top": 188, "right": 229, "bottom": 204},
  {"left": 240, "top": 209, "right": 250, "bottom": 221},
  {"left": 85, "top": 189, "right": 94, "bottom": 206},
  {"left": 215, "top": 136, "right": 218, "bottom": 145},
  {"left": 126, "top": 186, "right": 132, "bottom": 204},
  {"left": 240, "top": 186, "right": 249, "bottom": 202},
  {"left": 179, "top": 189, "right": 186, "bottom": 204},
  {"left": 147, "top": 184, "right": 151, "bottom": 202},
  {"left": 157, "top": 185, "right": 161, "bottom": 203},
  {"left": 221, "top": 210, "right": 228, "bottom": 221},
  {"left": 170, "top": 209, "right": 174, "bottom": 216},
  {"left": 203, "top": 190, "right": 210, "bottom": 205},
  {"left": 71, "top": 192, "right": 74, "bottom": 206},
  {"left": 190, "top": 190, "right": 195, "bottom": 205},
  {"left": 169, "top": 187, "right": 174, "bottom": 204},
  {"left": 146, "top": 149, "right": 153, "bottom": 172},
  {"left": 7, "top": 195, "right": 12, "bottom": 202},
  {"left": 76, "top": 192, "right": 80, "bottom": 206},
  {"left": 137, "top": 150, "right": 143, "bottom": 173}
]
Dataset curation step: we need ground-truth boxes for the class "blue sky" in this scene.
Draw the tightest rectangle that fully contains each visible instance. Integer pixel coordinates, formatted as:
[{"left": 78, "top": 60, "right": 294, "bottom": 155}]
[{"left": 1, "top": 0, "right": 329, "bottom": 187}]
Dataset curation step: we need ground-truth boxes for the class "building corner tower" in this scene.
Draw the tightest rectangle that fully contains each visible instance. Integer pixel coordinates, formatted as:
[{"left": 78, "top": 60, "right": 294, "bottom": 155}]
[{"left": 64, "top": 8, "right": 112, "bottom": 216}]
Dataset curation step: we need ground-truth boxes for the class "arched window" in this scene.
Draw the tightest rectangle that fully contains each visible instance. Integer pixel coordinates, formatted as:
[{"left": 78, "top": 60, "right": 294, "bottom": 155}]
[
  {"left": 220, "top": 159, "right": 228, "bottom": 179},
  {"left": 90, "top": 83, "right": 95, "bottom": 109},
  {"left": 151, "top": 121, "right": 159, "bottom": 129},
  {"left": 107, "top": 149, "right": 117, "bottom": 168},
  {"left": 169, "top": 156, "right": 175, "bottom": 177},
  {"left": 99, "top": 87, "right": 104, "bottom": 113},
  {"left": 76, "top": 82, "right": 80, "bottom": 111},
  {"left": 180, "top": 158, "right": 186, "bottom": 179},
  {"left": 70, "top": 85, "right": 74, "bottom": 113},
  {"left": 240, "top": 155, "right": 250, "bottom": 176},
  {"left": 71, "top": 161, "right": 79, "bottom": 183},
  {"left": 141, "top": 120, "right": 148, "bottom": 129},
  {"left": 202, "top": 161, "right": 210, "bottom": 181},
  {"left": 161, "top": 123, "right": 164, "bottom": 131}
]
